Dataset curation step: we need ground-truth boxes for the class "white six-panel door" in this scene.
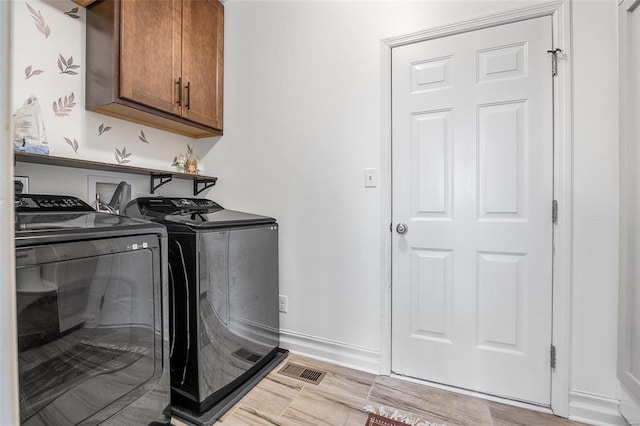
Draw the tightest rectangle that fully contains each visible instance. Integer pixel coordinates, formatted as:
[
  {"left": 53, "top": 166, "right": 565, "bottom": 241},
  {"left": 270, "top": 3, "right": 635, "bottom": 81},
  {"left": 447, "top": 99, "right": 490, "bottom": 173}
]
[{"left": 391, "top": 16, "right": 554, "bottom": 405}]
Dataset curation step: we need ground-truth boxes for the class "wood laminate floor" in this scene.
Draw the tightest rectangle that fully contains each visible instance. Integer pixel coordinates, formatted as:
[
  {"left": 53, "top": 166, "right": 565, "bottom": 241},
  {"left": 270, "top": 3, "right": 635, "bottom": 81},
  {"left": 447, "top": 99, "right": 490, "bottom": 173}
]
[{"left": 173, "top": 353, "right": 587, "bottom": 426}]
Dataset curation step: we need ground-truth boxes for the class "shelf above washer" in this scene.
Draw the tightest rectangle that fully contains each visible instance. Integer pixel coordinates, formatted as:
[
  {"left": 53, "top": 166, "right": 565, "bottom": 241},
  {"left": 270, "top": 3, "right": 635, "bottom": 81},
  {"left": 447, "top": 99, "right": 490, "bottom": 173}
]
[{"left": 14, "top": 152, "right": 218, "bottom": 196}]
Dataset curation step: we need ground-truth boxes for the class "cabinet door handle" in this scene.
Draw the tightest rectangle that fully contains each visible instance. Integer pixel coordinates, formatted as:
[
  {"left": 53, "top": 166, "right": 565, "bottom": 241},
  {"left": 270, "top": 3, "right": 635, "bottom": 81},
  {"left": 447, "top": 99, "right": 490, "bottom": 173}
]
[
  {"left": 185, "top": 82, "right": 191, "bottom": 110},
  {"left": 176, "top": 77, "right": 182, "bottom": 106}
]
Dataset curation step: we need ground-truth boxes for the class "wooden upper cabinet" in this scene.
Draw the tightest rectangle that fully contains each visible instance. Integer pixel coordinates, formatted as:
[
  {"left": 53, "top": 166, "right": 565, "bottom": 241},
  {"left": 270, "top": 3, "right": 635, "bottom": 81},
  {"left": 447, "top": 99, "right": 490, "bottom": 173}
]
[
  {"left": 120, "top": 0, "right": 182, "bottom": 116},
  {"left": 182, "top": 0, "right": 223, "bottom": 130},
  {"left": 86, "top": 0, "right": 224, "bottom": 138}
]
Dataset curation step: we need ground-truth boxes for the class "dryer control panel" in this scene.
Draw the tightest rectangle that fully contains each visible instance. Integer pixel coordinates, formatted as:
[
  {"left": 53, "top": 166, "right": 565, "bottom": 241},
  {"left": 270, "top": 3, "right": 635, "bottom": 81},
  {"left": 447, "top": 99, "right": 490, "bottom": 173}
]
[{"left": 15, "top": 194, "right": 94, "bottom": 212}]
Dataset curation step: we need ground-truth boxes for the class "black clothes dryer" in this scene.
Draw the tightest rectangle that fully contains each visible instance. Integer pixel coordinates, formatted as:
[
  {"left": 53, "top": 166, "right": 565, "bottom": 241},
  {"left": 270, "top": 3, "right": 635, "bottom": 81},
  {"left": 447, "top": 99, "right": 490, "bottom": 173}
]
[{"left": 124, "top": 197, "right": 284, "bottom": 422}]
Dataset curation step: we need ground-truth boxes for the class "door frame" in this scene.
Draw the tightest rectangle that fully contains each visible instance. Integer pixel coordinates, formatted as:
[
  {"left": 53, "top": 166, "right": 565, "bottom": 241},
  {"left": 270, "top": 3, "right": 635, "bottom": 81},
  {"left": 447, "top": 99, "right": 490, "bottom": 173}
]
[
  {"left": 618, "top": 0, "right": 640, "bottom": 422},
  {"left": 379, "top": 0, "right": 572, "bottom": 416}
]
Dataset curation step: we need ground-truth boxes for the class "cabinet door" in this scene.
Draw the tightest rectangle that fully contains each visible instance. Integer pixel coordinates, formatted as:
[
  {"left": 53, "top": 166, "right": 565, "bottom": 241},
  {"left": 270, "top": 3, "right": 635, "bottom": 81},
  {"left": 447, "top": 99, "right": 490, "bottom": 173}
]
[
  {"left": 120, "top": 0, "right": 182, "bottom": 116},
  {"left": 181, "top": 0, "right": 223, "bottom": 130}
]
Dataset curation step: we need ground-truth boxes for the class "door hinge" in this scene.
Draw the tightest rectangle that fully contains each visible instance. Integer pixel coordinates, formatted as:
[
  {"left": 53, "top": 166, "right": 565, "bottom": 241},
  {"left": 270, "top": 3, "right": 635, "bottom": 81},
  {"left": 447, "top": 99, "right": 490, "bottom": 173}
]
[
  {"left": 550, "top": 344, "right": 557, "bottom": 369},
  {"left": 547, "top": 48, "right": 562, "bottom": 77},
  {"left": 552, "top": 200, "right": 558, "bottom": 224}
]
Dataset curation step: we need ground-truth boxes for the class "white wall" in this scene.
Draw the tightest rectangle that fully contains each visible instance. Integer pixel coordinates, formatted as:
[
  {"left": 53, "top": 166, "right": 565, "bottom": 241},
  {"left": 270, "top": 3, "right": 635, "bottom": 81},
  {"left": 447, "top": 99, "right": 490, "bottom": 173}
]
[{"left": 204, "top": 0, "right": 621, "bottom": 421}]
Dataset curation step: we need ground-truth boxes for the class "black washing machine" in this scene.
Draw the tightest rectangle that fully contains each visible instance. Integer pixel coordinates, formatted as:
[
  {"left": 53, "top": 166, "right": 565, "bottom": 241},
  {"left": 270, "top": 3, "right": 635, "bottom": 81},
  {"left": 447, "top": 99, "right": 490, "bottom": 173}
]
[
  {"left": 124, "top": 197, "right": 286, "bottom": 424},
  {"left": 14, "top": 194, "right": 171, "bottom": 425}
]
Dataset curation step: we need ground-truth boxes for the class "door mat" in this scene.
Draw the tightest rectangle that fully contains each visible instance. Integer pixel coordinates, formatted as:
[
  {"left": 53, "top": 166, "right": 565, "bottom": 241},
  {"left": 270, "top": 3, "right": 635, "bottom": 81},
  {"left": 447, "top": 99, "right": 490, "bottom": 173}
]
[
  {"left": 363, "top": 405, "right": 446, "bottom": 426},
  {"left": 366, "top": 413, "right": 411, "bottom": 426}
]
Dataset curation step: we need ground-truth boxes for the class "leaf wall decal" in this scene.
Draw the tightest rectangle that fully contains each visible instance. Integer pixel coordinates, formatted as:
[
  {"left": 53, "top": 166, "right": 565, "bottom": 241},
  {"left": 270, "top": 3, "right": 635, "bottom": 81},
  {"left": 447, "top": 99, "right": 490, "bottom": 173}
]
[
  {"left": 58, "top": 54, "right": 81, "bottom": 75},
  {"left": 64, "top": 137, "right": 79, "bottom": 153},
  {"left": 115, "top": 147, "right": 132, "bottom": 165},
  {"left": 139, "top": 130, "right": 149, "bottom": 143},
  {"left": 64, "top": 7, "right": 80, "bottom": 19},
  {"left": 26, "top": 3, "right": 51, "bottom": 39},
  {"left": 98, "top": 123, "right": 113, "bottom": 136},
  {"left": 24, "top": 65, "right": 44, "bottom": 79},
  {"left": 53, "top": 92, "right": 76, "bottom": 117}
]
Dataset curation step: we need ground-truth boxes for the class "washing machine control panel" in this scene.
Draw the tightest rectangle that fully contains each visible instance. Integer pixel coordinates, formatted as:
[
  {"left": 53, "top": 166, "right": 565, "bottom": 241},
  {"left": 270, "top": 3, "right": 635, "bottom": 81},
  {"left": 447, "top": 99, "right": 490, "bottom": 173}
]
[
  {"left": 171, "top": 198, "right": 220, "bottom": 209},
  {"left": 136, "top": 197, "right": 222, "bottom": 214}
]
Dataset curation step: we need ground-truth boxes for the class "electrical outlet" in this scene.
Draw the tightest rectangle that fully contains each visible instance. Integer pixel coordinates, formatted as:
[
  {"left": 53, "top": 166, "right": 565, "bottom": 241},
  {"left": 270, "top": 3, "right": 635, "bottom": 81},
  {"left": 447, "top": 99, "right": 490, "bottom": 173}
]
[
  {"left": 14, "top": 176, "right": 29, "bottom": 194},
  {"left": 279, "top": 295, "right": 288, "bottom": 313}
]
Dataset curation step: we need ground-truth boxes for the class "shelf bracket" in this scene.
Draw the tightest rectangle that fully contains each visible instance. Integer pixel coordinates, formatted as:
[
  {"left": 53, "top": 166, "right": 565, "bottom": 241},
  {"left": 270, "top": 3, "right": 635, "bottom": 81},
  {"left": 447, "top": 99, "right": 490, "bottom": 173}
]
[
  {"left": 151, "top": 173, "right": 173, "bottom": 194},
  {"left": 193, "top": 177, "right": 217, "bottom": 196}
]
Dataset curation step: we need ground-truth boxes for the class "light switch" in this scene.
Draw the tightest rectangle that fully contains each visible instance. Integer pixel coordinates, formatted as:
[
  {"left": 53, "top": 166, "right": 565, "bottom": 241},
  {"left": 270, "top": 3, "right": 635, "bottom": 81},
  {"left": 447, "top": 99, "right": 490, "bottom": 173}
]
[{"left": 364, "top": 168, "right": 377, "bottom": 188}]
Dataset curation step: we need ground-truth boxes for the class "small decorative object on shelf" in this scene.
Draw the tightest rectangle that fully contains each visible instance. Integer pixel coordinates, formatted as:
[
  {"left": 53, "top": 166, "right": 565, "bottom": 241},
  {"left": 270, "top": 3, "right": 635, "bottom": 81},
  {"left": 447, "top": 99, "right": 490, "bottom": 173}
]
[
  {"left": 185, "top": 159, "right": 197, "bottom": 174},
  {"left": 172, "top": 144, "right": 199, "bottom": 175}
]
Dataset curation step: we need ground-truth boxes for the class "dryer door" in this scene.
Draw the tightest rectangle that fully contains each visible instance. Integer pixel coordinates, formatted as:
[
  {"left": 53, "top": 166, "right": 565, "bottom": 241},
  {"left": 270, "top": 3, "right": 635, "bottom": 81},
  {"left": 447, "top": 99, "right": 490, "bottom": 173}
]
[{"left": 16, "top": 234, "right": 164, "bottom": 425}]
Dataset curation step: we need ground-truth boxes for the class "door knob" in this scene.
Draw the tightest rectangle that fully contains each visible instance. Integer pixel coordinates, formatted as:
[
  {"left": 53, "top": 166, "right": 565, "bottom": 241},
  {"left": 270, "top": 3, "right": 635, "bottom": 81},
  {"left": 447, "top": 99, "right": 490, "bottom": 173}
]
[{"left": 396, "top": 223, "right": 408, "bottom": 234}]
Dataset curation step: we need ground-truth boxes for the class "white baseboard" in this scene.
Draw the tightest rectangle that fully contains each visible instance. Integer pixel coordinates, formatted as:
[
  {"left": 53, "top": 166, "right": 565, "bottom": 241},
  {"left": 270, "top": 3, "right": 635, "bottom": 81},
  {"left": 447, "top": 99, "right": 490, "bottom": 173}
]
[
  {"left": 620, "top": 387, "right": 640, "bottom": 426},
  {"left": 569, "top": 390, "right": 627, "bottom": 426},
  {"left": 279, "top": 329, "right": 381, "bottom": 374}
]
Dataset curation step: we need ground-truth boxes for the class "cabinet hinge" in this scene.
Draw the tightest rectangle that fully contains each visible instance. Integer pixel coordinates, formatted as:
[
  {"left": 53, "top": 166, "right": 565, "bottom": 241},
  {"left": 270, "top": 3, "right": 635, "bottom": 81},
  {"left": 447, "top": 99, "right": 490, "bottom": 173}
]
[
  {"left": 390, "top": 223, "right": 393, "bottom": 232},
  {"left": 547, "top": 48, "right": 562, "bottom": 77},
  {"left": 550, "top": 344, "right": 557, "bottom": 369},
  {"left": 552, "top": 200, "right": 558, "bottom": 224}
]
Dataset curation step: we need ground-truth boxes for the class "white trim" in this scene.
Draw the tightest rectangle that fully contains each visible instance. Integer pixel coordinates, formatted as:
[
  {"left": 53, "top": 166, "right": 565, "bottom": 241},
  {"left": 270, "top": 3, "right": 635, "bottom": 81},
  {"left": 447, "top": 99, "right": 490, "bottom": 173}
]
[
  {"left": 0, "top": 1, "right": 20, "bottom": 424},
  {"left": 569, "top": 390, "right": 628, "bottom": 426},
  {"left": 383, "top": 1, "right": 566, "bottom": 48},
  {"left": 620, "top": 386, "right": 640, "bottom": 426},
  {"left": 279, "top": 329, "right": 380, "bottom": 374},
  {"left": 549, "top": 0, "right": 573, "bottom": 417},
  {"left": 379, "top": 0, "right": 572, "bottom": 416},
  {"left": 379, "top": 39, "right": 392, "bottom": 377},
  {"left": 618, "top": 1, "right": 640, "bottom": 424}
]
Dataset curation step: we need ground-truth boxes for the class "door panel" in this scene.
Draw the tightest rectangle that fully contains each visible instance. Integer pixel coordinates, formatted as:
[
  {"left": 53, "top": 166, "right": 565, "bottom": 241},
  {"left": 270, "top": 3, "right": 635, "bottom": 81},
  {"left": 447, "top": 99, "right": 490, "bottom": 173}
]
[
  {"left": 392, "top": 16, "right": 553, "bottom": 405},
  {"left": 120, "top": 0, "right": 182, "bottom": 115},
  {"left": 412, "top": 110, "right": 453, "bottom": 219},
  {"left": 182, "top": 0, "right": 224, "bottom": 129}
]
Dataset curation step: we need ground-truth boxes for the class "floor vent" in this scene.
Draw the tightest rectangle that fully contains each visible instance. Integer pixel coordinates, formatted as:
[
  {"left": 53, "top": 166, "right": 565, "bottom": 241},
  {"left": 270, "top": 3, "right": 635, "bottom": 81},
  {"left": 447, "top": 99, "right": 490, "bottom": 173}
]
[
  {"left": 278, "top": 362, "right": 326, "bottom": 385},
  {"left": 232, "top": 348, "right": 261, "bottom": 363}
]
